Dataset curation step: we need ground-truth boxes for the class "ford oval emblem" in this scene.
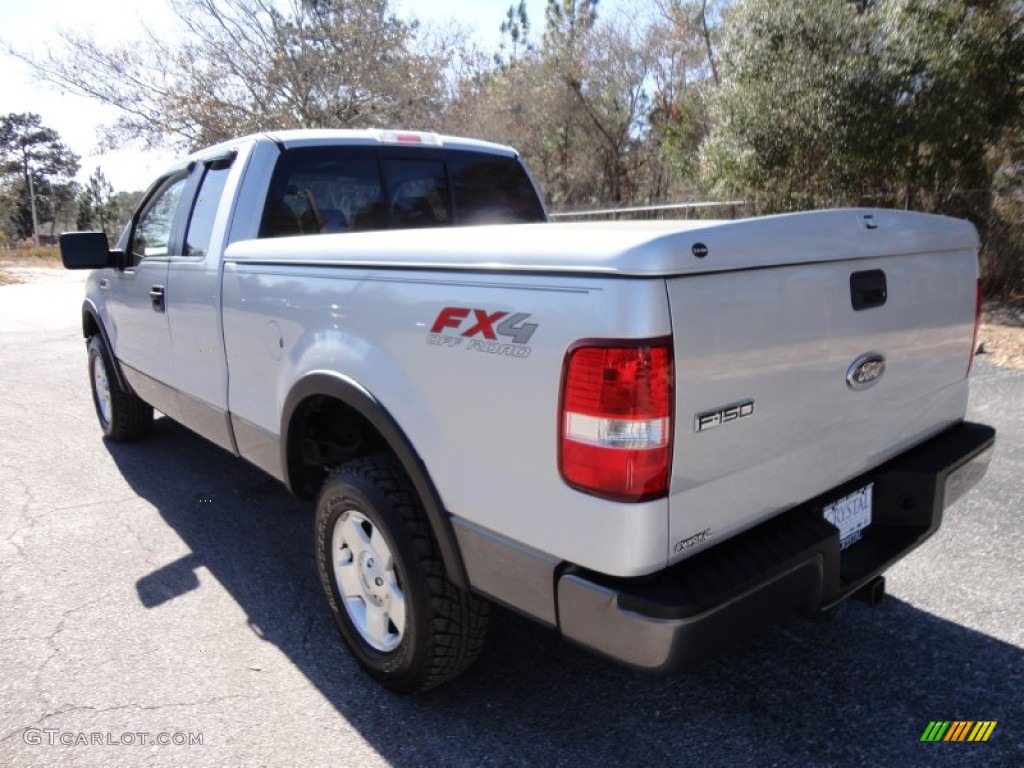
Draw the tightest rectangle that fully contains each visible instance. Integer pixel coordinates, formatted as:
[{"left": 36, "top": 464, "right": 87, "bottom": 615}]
[{"left": 846, "top": 353, "right": 886, "bottom": 390}]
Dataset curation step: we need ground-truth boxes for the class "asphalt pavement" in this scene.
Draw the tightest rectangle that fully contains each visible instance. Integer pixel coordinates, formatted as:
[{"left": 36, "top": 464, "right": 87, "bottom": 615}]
[{"left": 1, "top": 268, "right": 1021, "bottom": 767}]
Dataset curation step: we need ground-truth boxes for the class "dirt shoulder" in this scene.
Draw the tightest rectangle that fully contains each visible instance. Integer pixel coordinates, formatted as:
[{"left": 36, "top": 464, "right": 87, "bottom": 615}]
[
  {"left": 0, "top": 262, "right": 28, "bottom": 284},
  {"left": 0, "top": 248, "right": 61, "bottom": 285},
  {"left": 978, "top": 298, "right": 1024, "bottom": 371}
]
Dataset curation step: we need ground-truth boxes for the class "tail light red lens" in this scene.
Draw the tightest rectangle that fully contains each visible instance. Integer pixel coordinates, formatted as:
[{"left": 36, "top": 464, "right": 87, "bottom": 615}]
[{"left": 559, "top": 339, "right": 673, "bottom": 502}]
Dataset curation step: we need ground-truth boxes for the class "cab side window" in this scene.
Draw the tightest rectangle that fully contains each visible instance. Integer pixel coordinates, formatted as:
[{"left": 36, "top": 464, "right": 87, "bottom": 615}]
[
  {"left": 131, "top": 175, "right": 188, "bottom": 263},
  {"left": 184, "top": 165, "right": 231, "bottom": 257}
]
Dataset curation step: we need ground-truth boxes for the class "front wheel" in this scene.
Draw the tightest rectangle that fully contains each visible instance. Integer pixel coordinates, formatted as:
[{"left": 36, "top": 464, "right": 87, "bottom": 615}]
[
  {"left": 87, "top": 335, "right": 153, "bottom": 441},
  {"left": 315, "top": 455, "right": 488, "bottom": 693}
]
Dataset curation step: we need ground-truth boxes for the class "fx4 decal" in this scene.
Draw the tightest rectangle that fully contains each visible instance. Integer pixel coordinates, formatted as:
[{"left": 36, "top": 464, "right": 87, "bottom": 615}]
[{"left": 428, "top": 307, "right": 538, "bottom": 358}]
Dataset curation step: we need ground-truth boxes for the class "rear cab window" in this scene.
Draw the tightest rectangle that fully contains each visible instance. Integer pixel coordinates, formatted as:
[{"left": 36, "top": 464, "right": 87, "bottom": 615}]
[
  {"left": 259, "top": 145, "right": 544, "bottom": 239},
  {"left": 386, "top": 158, "right": 450, "bottom": 229},
  {"left": 448, "top": 153, "right": 547, "bottom": 225}
]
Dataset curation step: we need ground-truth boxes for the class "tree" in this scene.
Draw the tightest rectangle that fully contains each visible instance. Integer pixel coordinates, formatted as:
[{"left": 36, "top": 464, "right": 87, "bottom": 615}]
[
  {"left": 701, "top": 0, "right": 866, "bottom": 209},
  {"left": 48, "top": 180, "right": 80, "bottom": 238},
  {"left": 567, "top": 19, "right": 656, "bottom": 204},
  {"left": 13, "top": 0, "right": 454, "bottom": 151},
  {"left": 445, "top": 0, "right": 725, "bottom": 209},
  {"left": 474, "top": 0, "right": 656, "bottom": 206},
  {"left": 646, "top": 1, "right": 724, "bottom": 190},
  {"left": 0, "top": 113, "right": 79, "bottom": 244},
  {"left": 702, "top": 0, "right": 1024, "bottom": 214},
  {"left": 80, "top": 167, "right": 119, "bottom": 238},
  {"left": 110, "top": 190, "right": 146, "bottom": 237},
  {"left": 700, "top": 0, "right": 1023, "bottom": 293},
  {"left": 76, "top": 187, "right": 95, "bottom": 231},
  {"left": 987, "top": 125, "right": 1024, "bottom": 295},
  {"left": 443, "top": 2, "right": 599, "bottom": 205},
  {"left": 540, "top": 0, "right": 601, "bottom": 204},
  {"left": 497, "top": 1, "right": 533, "bottom": 68}
]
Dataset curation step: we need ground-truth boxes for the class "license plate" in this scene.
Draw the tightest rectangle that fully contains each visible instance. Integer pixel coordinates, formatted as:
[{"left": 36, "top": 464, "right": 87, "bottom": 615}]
[{"left": 823, "top": 483, "right": 873, "bottom": 550}]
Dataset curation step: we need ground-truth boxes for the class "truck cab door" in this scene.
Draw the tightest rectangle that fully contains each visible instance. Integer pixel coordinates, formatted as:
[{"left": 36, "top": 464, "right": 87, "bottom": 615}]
[
  {"left": 163, "top": 153, "right": 237, "bottom": 451},
  {"left": 105, "top": 171, "right": 190, "bottom": 415}
]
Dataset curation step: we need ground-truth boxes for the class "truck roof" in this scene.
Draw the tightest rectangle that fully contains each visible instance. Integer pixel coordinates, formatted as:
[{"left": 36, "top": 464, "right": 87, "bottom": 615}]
[{"left": 186, "top": 128, "right": 519, "bottom": 163}]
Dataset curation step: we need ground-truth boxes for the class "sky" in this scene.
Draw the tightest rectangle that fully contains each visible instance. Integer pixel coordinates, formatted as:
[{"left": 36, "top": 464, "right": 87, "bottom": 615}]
[{"left": 0, "top": 0, "right": 586, "bottom": 192}]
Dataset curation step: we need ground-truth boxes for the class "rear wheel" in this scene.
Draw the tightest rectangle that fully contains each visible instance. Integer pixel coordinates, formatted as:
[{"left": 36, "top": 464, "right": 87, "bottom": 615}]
[
  {"left": 87, "top": 335, "right": 153, "bottom": 441},
  {"left": 315, "top": 455, "right": 488, "bottom": 693}
]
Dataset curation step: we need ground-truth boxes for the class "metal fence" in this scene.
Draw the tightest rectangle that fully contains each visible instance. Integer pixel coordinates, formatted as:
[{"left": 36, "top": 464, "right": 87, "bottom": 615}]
[{"left": 549, "top": 200, "right": 751, "bottom": 221}]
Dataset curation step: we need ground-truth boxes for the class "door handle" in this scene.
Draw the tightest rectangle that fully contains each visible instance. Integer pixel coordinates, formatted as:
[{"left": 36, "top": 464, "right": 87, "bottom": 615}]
[
  {"left": 99, "top": 278, "right": 109, "bottom": 289},
  {"left": 850, "top": 270, "right": 887, "bottom": 311},
  {"left": 150, "top": 285, "right": 166, "bottom": 313}
]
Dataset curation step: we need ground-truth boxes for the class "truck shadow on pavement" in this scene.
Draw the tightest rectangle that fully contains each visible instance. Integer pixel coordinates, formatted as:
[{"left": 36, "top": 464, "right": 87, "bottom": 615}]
[{"left": 109, "top": 416, "right": 1022, "bottom": 768}]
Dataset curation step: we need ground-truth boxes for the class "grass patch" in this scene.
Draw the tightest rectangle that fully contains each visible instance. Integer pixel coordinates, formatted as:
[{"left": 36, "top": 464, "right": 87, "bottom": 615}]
[
  {"left": 0, "top": 246, "right": 62, "bottom": 266},
  {"left": 0, "top": 246, "right": 61, "bottom": 285}
]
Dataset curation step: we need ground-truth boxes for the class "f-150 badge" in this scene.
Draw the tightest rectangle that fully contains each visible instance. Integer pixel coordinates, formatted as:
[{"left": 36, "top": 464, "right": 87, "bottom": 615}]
[{"left": 694, "top": 399, "right": 755, "bottom": 432}]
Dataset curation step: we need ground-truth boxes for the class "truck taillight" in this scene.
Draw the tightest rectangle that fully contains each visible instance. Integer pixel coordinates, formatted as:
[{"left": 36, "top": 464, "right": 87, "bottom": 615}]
[
  {"left": 968, "top": 279, "right": 982, "bottom": 376},
  {"left": 559, "top": 339, "right": 673, "bottom": 502}
]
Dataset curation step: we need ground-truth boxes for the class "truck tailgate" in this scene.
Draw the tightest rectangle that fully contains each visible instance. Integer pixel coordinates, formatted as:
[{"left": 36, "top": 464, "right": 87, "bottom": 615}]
[{"left": 666, "top": 214, "right": 979, "bottom": 564}]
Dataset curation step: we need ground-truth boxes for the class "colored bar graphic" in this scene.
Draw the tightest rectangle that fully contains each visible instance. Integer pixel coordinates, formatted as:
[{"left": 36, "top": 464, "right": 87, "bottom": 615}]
[
  {"left": 945, "top": 721, "right": 973, "bottom": 741},
  {"left": 921, "top": 721, "right": 950, "bottom": 742},
  {"left": 920, "top": 720, "right": 997, "bottom": 742},
  {"left": 969, "top": 722, "right": 998, "bottom": 742}
]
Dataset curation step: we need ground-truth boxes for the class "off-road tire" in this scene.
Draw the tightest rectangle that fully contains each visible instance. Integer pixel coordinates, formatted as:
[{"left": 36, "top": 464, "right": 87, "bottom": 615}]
[
  {"left": 315, "top": 454, "right": 489, "bottom": 693},
  {"left": 87, "top": 335, "right": 153, "bottom": 441}
]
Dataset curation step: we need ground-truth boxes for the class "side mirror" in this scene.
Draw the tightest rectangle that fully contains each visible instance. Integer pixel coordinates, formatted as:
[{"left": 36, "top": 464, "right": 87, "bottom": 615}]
[{"left": 59, "top": 231, "right": 124, "bottom": 270}]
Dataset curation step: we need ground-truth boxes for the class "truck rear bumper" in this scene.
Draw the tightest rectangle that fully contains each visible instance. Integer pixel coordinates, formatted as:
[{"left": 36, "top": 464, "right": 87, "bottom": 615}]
[{"left": 556, "top": 421, "right": 996, "bottom": 671}]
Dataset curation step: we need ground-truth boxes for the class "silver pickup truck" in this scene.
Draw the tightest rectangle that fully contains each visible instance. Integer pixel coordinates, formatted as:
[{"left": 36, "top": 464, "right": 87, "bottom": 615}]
[{"left": 60, "top": 129, "right": 995, "bottom": 693}]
